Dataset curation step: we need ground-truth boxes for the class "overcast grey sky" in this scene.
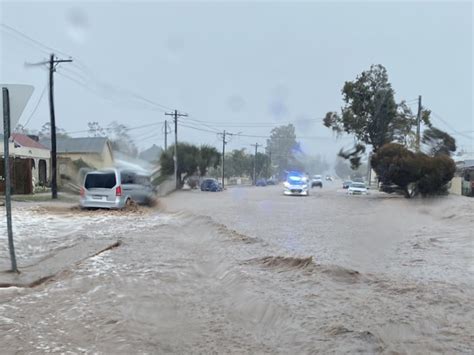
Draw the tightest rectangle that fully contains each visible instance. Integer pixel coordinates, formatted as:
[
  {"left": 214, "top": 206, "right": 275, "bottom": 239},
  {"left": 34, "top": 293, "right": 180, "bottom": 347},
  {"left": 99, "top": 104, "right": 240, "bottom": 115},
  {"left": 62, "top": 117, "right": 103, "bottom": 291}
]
[{"left": 1, "top": 1, "right": 472, "bottom": 162}]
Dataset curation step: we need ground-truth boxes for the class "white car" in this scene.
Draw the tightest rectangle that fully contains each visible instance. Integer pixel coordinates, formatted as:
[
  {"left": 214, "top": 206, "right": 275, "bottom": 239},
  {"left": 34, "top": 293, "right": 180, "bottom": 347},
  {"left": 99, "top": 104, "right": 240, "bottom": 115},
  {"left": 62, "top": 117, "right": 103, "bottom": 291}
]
[
  {"left": 283, "top": 173, "right": 310, "bottom": 196},
  {"left": 311, "top": 175, "right": 323, "bottom": 188},
  {"left": 347, "top": 182, "right": 368, "bottom": 195}
]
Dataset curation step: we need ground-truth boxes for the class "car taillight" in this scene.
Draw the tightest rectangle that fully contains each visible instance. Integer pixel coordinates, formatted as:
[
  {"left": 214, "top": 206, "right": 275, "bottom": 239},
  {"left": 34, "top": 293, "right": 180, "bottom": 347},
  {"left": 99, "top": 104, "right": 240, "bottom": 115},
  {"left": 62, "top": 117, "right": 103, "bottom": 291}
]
[
  {"left": 80, "top": 187, "right": 85, "bottom": 197},
  {"left": 116, "top": 185, "right": 122, "bottom": 196}
]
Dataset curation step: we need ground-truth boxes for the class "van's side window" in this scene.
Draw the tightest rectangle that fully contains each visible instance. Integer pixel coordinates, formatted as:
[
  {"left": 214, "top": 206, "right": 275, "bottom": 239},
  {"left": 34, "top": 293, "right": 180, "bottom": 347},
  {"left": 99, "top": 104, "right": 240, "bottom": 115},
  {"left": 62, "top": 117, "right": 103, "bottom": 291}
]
[
  {"left": 135, "top": 175, "right": 150, "bottom": 185},
  {"left": 122, "top": 172, "right": 137, "bottom": 184}
]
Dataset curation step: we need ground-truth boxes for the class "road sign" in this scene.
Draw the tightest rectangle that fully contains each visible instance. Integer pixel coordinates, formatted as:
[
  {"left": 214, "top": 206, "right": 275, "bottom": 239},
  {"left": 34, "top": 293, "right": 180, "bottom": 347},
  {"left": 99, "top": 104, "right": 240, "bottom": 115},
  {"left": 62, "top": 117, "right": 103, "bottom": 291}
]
[{"left": 0, "top": 84, "right": 34, "bottom": 133}]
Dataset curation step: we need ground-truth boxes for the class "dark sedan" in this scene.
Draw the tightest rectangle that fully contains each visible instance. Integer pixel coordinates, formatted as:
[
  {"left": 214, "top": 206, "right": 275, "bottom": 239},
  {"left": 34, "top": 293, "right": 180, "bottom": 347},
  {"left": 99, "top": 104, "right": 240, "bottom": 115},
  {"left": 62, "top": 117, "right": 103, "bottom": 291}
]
[
  {"left": 200, "top": 178, "right": 222, "bottom": 192},
  {"left": 256, "top": 179, "right": 267, "bottom": 186},
  {"left": 266, "top": 179, "right": 276, "bottom": 185}
]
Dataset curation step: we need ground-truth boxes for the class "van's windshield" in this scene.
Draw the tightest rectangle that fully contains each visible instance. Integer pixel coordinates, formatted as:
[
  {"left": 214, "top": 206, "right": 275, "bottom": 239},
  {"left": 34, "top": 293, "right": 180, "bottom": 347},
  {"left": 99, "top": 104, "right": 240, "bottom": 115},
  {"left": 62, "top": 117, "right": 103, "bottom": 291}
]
[{"left": 85, "top": 172, "right": 116, "bottom": 189}]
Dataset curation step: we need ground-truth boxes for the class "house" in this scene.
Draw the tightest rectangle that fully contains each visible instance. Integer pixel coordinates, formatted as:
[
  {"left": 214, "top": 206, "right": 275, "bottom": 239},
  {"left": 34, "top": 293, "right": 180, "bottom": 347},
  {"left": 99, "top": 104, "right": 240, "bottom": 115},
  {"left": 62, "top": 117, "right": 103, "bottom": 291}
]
[
  {"left": 40, "top": 137, "right": 114, "bottom": 186},
  {"left": 114, "top": 150, "right": 161, "bottom": 182},
  {"left": 0, "top": 134, "right": 50, "bottom": 194},
  {"left": 139, "top": 144, "right": 162, "bottom": 164},
  {"left": 450, "top": 155, "right": 474, "bottom": 196}
]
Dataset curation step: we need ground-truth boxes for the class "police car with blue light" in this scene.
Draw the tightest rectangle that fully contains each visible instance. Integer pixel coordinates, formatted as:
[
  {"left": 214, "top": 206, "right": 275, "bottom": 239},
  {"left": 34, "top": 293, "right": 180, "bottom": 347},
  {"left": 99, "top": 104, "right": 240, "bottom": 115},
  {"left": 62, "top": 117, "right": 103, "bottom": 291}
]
[{"left": 283, "top": 171, "right": 310, "bottom": 196}]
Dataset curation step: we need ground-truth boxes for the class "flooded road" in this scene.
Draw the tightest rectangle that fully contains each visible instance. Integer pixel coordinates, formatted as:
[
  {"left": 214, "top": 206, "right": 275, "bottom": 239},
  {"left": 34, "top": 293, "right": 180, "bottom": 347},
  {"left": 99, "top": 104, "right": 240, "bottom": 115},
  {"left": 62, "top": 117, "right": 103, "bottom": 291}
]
[{"left": 1, "top": 183, "right": 473, "bottom": 353}]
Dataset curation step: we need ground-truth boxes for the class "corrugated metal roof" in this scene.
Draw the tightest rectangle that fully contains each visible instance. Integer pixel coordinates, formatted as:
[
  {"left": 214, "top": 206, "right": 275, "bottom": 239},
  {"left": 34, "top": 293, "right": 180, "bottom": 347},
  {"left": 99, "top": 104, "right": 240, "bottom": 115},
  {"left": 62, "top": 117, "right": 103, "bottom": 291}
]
[{"left": 40, "top": 137, "right": 108, "bottom": 154}]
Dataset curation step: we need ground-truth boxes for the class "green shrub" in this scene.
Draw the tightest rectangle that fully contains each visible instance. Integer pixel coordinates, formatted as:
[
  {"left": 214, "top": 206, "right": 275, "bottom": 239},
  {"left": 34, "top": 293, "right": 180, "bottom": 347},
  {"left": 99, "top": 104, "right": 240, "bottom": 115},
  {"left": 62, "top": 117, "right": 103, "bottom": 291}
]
[{"left": 371, "top": 143, "right": 455, "bottom": 197}]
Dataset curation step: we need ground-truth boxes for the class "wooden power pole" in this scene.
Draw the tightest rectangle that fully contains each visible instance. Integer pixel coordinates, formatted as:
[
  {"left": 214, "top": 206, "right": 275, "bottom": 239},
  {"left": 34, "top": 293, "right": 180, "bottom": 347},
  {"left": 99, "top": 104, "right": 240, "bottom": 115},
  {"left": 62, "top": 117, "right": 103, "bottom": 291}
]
[
  {"left": 2, "top": 87, "right": 18, "bottom": 272},
  {"left": 416, "top": 95, "right": 422, "bottom": 152},
  {"left": 163, "top": 120, "right": 171, "bottom": 151},
  {"left": 165, "top": 110, "right": 187, "bottom": 189},
  {"left": 250, "top": 143, "right": 261, "bottom": 185},
  {"left": 221, "top": 130, "right": 227, "bottom": 189},
  {"left": 48, "top": 53, "right": 73, "bottom": 199}
]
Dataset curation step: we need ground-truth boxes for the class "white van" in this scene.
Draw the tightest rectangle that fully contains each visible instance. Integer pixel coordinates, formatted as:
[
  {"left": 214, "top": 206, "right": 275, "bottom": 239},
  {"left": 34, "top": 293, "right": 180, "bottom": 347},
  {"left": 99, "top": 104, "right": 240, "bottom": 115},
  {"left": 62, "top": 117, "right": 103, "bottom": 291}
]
[{"left": 80, "top": 168, "right": 155, "bottom": 209}]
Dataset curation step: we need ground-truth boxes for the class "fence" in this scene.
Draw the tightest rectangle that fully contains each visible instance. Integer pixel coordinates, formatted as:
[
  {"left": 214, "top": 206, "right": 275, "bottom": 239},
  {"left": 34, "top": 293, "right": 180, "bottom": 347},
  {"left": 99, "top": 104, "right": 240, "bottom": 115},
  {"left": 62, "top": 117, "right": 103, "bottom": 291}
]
[{"left": 0, "top": 157, "right": 33, "bottom": 194}]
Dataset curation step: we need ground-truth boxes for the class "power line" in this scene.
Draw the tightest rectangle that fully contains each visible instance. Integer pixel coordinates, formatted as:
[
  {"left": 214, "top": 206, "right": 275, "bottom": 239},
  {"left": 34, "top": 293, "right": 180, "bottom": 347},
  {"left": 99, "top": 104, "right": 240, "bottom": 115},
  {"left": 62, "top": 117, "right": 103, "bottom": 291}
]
[
  {"left": 0, "top": 23, "right": 71, "bottom": 57},
  {"left": 183, "top": 116, "right": 324, "bottom": 126},
  {"left": 239, "top": 132, "right": 352, "bottom": 140},
  {"left": 64, "top": 122, "right": 164, "bottom": 135},
  {"left": 20, "top": 83, "right": 48, "bottom": 128},
  {"left": 185, "top": 116, "right": 275, "bottom": 128},
  {"left": 140, "top": 136, "right": 164, "bottom": 144},
  {"left": 179, "top": 122, "right": 222, "bottom": 134},
  {"left": 131, "top": 93, "right": 174, "bottom": 112},
  {"left": 132, "top": 129, "right": 163, "bottom": 142},
  {"left": 430, "top": 111, "right": 473, "bottom": 140},
  {"left": 59, "top": 63, "right": 175, "bottom": 112},
  {"left": 184, "top": 116, "right": 222, "bottom": 132},
  {"left": 67, "top": 62, "right": 173, "bottom": 111},
  {"left": 56, "top": 68, "right": 170, "bottom": 113},
  {"left": 54, "top": 69, "right": 155, "bottom": 112},
  {"left": 2, "top": 23, "right": 180, "bottom": 114},
  {"left": 130, "top": 127, "right": 163, "bottom": 140},
  {"left": 178, "top": 122, "right": 351, "bottom": 140}
]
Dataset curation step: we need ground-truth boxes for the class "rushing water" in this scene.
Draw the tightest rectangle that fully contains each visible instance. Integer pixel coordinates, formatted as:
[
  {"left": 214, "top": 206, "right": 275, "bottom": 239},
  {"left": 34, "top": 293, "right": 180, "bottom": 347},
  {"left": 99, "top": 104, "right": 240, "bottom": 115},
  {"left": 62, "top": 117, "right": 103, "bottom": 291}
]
[{"left": 1, "top": 185, "right": 473, "bottom": 353}]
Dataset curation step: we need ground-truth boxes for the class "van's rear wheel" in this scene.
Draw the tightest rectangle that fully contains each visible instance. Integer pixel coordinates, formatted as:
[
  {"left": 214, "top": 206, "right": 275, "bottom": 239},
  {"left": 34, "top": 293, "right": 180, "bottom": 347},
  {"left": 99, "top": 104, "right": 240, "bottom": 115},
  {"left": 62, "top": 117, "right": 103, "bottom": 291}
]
[{"left": 124, "top": 198, "right": 132, "bottom": 209}]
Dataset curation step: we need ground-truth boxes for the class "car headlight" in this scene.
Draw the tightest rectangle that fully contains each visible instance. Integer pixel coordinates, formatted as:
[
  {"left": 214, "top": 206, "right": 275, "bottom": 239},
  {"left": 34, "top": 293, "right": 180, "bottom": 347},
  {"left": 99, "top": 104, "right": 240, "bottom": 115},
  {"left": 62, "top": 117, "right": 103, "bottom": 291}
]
[
  {"left": 302, "top": 184, "right": 308, "bottom": 189},
  {"left": 283, "top": 182, "right": 290, "bottom": 188}
]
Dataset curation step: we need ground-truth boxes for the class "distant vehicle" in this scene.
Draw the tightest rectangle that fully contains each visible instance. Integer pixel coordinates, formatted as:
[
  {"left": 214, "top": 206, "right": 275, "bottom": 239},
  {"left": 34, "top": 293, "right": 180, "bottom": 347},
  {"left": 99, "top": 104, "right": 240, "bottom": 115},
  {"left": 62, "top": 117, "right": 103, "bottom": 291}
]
[
  {"left": 347, "top": 182, "right": 368, "bottom": 195},
  {"left": 80, "top": 168, "right": 155, "bottom": 209},
  {"left": 342, "top": 181, "right": 352, "bottom": 189},
  {"left": 311, "top": 175, "right": 323, "bottom": 188},
  {"left": 283, "top": 171, "right": 309, "bottom": 196},
  {"left": 256, "top": 178, "right": 267, "bottom": 186},
  {"left": 266, "top": 178, "right": 276, "bottom": 185},
  {"left": 200, "top": 178, "right": 222, "bottom": 192},
  {"left": 325, "top": 175, "right": 334, "bottom": 181},
  {"left": 352, "top": 177, "right": 365, "bottom": 183}
]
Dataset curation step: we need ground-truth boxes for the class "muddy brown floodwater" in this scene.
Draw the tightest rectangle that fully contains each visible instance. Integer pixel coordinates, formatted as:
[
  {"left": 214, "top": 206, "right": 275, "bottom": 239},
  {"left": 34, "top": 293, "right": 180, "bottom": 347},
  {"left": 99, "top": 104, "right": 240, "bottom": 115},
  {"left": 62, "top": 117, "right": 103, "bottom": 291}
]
[{"left": 1, "top": 182, "right": 473, "bottom": 353}]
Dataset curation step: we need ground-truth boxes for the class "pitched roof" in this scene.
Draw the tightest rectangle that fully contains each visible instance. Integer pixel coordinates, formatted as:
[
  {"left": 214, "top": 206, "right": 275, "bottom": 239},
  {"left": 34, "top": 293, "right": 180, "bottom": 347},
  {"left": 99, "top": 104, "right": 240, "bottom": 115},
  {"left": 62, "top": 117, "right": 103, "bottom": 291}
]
[
  {"left": 458, "top": 159, "right": 474, "bottom": 169},
  {"left": 0, "top": 133, "right": 49, "bottom": 150},
  {"left": 139, "top": 144, "right": 163, "bottom": 163},
  {"left": 40, "top": 137, "right": 109, "bottom": 154}
]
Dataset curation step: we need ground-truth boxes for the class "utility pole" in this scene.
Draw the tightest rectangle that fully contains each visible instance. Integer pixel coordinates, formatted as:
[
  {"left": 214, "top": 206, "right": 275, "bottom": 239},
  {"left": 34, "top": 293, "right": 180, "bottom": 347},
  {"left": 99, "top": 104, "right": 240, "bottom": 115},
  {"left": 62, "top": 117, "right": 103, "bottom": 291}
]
[
  {"left": 165, "top": 109, "right": 188, "bottom": 189},
  {"left": 218, "top": 130, "right": 238, "bottom": 189},
  {"left": 48, "top": 53, "right": 73, "bottom": 199},
  {"left": 2, "top": 87, "right": 18, "bottom": 272},
  {"left": 221, "top": 130, "right": 226, "bottom": 189},
  {"left": 250, "top": 143, "right": 261, "bottom": 185},
  {"left": 367, "top": 152, "right": 372, "bottom": 186},
  {"left": 163, "top": 120, "right": 171, "bottom": 151},
  {"left": 416, "top": 95, "right": 422, "bottom": 152},
  {"left": 268, "top": 150, "right": 272, "bottom": 178},
  {"left": 27, "top": 55, "right": 73, "bottom": 199}
]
